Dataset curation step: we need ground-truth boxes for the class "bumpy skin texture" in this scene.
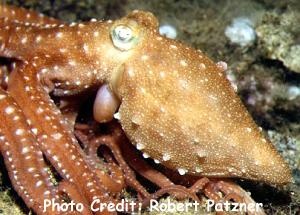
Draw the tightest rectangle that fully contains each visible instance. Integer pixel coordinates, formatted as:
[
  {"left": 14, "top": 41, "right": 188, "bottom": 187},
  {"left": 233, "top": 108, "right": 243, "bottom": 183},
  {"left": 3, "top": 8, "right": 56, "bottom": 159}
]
[
  {"left": 0, "top": 5, "right": 292, "bottom": 214},
  {"left": 107, "top": 12, "right": 291, "bottom": 185}
]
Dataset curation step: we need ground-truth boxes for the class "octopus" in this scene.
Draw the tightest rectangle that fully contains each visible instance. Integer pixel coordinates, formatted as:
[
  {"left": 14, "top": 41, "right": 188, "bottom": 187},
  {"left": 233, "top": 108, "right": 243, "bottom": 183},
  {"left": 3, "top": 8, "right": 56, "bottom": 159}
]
[{"left": 0, "top": 4, "right": 292, "bottom": 215}]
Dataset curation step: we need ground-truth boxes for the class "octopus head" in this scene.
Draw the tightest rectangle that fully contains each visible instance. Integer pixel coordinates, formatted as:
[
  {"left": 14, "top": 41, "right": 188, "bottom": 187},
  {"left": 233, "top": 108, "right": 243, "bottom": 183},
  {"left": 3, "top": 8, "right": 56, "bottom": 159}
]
[{"left": 95, "top": 11, "right": 292, "bottom": 185}]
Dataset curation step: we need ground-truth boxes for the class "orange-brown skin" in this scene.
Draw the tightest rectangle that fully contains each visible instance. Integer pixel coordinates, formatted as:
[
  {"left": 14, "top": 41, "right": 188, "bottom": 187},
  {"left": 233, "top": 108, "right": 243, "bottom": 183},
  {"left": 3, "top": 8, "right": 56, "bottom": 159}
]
[
  {"left": 0, "top": 4, "right": 292, "bottom": 213},
  {"left": 101, "top": 12, "right": 291, "bottom": 185}
]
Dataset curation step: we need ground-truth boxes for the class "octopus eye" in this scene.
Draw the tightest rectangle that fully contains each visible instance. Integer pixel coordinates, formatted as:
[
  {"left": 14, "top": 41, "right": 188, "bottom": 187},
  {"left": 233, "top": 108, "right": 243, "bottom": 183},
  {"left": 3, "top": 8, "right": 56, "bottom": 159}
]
[{"left": 111, "top": 25, "right": 138, "bottom": 51}]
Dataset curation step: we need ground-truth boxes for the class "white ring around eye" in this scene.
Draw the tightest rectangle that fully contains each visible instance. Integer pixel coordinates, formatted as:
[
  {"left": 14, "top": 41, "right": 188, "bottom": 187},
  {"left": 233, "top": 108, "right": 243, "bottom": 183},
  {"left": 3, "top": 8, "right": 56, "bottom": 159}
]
[{"left": 111, "top": 25, "right": 137, "bottom": 51}]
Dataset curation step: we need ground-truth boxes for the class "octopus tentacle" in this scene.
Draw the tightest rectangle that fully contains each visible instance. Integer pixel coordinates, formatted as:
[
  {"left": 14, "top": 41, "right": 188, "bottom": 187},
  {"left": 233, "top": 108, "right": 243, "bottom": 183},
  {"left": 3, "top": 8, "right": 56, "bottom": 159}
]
[
  {"left": 212, "top": 180, "right": 266, "bottom": 215},
  {"left": 118, "top": 137, "right": 175, "bottom": 188},
  {"left": 74, "top": 121, "right": 267, "bottom": 214},
  {"left": 79, "top": 126, "right": 202, "bottom": 211},
  {"left": 189, "top": 177, "right": 210, "bottom": 194},
  {"left": 57, "top": 181, "right": 92, "bottom": 215},
  {"left": 59, "top": 98, "right": 82, "bottom": 129},
  {"left": 94, "top": 164, "right": 125, "bottom": 194},
  {"left": 202, "top": 181, "right": 224, "bottom": 203},
  {"left": 0, "top": 88, "right": 57, "bottom": 214},
  {"left": 78, "top": 123, "right": 259, "bottom": 214},
  {"left": 88, "top": 135, "right": 150, "bottom": 198},
  {"left": 140, "top": 185, "right": 201, "bottom": 208},
  {"left": 0, "top": 64, "right": 9, "bottom": 89},
  {"left": 75, "top": 130, "right": 126, "bottom": 194},
  {"left": 7, "top": 61, "right": 114, "bottom": 214},
  {"left": 75, "top": 125, "right": 151, "bottom": 199},
  {"left": 0, "top": 17, "right": 108, "bottom": 95},
  {"left": 0, "top": 4, "right": 61, "bottom": 25}
]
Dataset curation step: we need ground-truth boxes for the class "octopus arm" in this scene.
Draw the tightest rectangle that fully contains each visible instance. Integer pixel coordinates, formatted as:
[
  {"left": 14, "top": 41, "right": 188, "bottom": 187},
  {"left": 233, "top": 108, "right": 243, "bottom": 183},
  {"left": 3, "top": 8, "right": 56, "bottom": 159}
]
[
  {"left": 0, "top": 4, "right": 61, "bottom": 25},
  {"left": 7, "top": 60, "right": 114, "bottom": 215},
  {"left": 0, "top": 88, "right": 57, "bottom": 214}
]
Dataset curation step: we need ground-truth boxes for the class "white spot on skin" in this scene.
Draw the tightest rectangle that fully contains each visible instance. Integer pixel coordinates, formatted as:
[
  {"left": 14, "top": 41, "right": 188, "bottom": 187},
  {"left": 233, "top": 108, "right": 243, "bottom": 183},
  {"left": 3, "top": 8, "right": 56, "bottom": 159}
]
[
  {"left": 195, "top": 166, "right": 202, "bottom": 173},
  {"left": 37, "top": 107, "right": 44, "bottom": 114},
  {"left": 70, "top": 22, "right": 76, "bottom": 27},
  {"left": 40, "top": 68, "right": 48, "bottom": 74},
  {"left": 25, "top": 86, "right": 30, "bottom": 91},
  {"left": 36, "top": 180, "right": 43, "bottom": 187},
  {"left": 35, "top": 35, "right": 42, "bottom": 43},
  {"left": 5, "top": 106, "right": 15, "bottom": 114},
  {"left": 68, "top": 60, "right": 76, "bottom": 66},
  {"left": 56, "top": 32, "right": 63, "bottom": 38},
  {"left": 59, "top": 48, "right": 66, "bottom": 53},
  {"left": 162, "top": 153, "right": 171, "bottom": 161},
  {"left": 178, "top": 168, "right": 188, "bottom": 175},
  {"left": 93, "top": 31, "right": 99, "bottom": 37},
  {"left": 136, "top": 143, "right": 145, "bottom": 150},
  {"left": 54, "top": 65, "right": 59, "bottom": 71},
  {"left": 15, "top": 129, "right": 24, "bottom": 136},
  {"left": 41, "top": 135, "right": 48, "bottom": 139},
  {"left": 160, "top": 71, "right": 165, "bottom": 78},
  {"left": 83, "top": 44, "right": 89, "bottom": 52},
  {"left": 141, "top": 55, "right": 149, "bottom": 61},
  {"left": 199, "top": 63, "right": 206, "bottom": 70},
  {"left": 178, "top": 79, "right": 188, "bottom": 89},
  {"left": 28, "top": 167, "right": 35, "bottom": 173},
  {"left": 113, "top": 112, "right": 121, "bottom": 120},
  {"left": 51, "top": 133, "right": 62, "bottom": 140},
  {"left": 44, "top": 190, "right": 50, "bottom": 196},
  {"left": 160, "top": 107, "right": 166, "bottom": 113},
  {"left": 131, "top": 114, "right": 142, "bottom": 125},
  {"left": 21, "top": 37, "right": 28, "bottom": 44},
  {"left": 140, "top": 88, "right": 146, "bottom": 94},
  {"left": 142, "top": 153, "right": 150, "bottom": 158},
  {"left": 127, "top": 69, "right": 135, "bottom": 77},
  {"left": 180, "top": 60, "right": 188, "bottom": 67},
  {"left": 31, "top": 128, "right": 38, "bottom": 135},
  {"left": 197, "top": 151, "right": 207, "bottom": 158},
  {"left": 21, "top": 147, "right": 30, "bottom": 154},
  {"left": 209, "top": 95, "right": 218, "bottom": 101}
]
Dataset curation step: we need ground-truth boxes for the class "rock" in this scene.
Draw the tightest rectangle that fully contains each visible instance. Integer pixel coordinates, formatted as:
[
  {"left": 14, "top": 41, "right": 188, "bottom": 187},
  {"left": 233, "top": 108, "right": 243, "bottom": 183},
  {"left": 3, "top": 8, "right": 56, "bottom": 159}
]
[{"left": 256, "top": 10, "right": 300, "bottom": 73}]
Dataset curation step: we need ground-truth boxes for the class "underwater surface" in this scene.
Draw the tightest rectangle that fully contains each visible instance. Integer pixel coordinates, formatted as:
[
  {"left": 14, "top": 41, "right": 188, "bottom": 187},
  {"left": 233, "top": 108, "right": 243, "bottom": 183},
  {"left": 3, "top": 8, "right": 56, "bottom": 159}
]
[{"left": 0, "top": 0, "right": 299, "bottom": 214}]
